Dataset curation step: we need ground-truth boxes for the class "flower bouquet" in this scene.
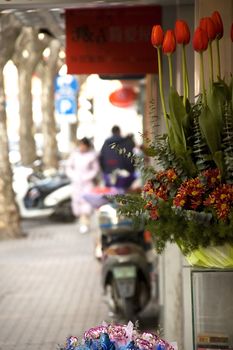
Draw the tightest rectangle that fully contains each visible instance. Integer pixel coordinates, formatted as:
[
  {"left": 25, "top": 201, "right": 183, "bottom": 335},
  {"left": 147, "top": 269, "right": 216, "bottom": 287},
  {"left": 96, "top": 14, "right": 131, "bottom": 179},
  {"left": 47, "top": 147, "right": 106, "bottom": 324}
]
[
  {"left": 60, "top": 322, "right": 175, "bottom": 350},
  {"left": 115, "top": 11, "right": 233, "bottom": 268}
]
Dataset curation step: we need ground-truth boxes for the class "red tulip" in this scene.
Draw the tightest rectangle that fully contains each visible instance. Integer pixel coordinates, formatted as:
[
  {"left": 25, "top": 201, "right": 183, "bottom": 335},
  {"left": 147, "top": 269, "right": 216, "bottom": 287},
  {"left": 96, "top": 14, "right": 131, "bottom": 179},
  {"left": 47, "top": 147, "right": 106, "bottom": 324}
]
[
  {"left": 174, "top": 19, "right": 190, "bottom": 45},
  {"left": 231, "top": 23, "right": 233, "bottom": 42},
  {"left": 199, "top": 17, "right": 217, "bottom": 41},
  {"left": 162, "top": 30, "right": 176, "bottom": 54},
  {"left": 151, "top": 25, "right": 164, "bottom": 48},
  {"left": 211, "top": 11, "right": 224, "bottom": 39},
  {"left": 193, "top": 27, "right": 209, "bottom": 52}
]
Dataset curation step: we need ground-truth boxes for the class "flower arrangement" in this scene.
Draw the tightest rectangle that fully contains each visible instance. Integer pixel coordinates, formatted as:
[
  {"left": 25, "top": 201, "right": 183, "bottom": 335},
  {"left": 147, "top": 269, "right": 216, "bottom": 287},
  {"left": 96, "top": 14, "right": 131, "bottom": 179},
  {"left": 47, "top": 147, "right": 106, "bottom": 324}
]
[
  {"left": 115, "top": 11, "right": 233, "bottom": 262},
  {"left": 60, "top": 322, "right": 174, "bottom": 350}
]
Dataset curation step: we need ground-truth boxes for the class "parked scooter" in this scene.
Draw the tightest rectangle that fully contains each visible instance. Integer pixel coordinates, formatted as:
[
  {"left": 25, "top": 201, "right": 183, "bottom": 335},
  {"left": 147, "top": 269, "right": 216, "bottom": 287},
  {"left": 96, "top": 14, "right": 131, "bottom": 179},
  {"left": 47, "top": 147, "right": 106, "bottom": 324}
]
[
  {"left": 13, "top": 165, "right": 74, "bottom": 222},
  {"left": 98, "top": 200, "right": 158, "bottom": 321}
]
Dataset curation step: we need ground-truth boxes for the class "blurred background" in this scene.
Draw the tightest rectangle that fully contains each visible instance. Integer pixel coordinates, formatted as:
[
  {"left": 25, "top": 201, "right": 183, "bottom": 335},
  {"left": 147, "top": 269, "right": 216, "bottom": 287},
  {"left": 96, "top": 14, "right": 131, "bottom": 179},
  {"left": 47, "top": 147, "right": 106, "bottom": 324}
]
[{"left": 0, "top": 1, "right": 232, "bottom": 350}]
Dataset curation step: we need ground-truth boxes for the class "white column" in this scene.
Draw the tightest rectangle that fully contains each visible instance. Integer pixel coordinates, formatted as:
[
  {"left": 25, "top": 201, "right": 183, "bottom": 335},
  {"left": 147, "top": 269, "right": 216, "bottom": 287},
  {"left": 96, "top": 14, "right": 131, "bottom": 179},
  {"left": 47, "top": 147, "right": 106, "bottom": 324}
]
[{"left": 161, "top": 244, "right": 184, "bottom": 347}]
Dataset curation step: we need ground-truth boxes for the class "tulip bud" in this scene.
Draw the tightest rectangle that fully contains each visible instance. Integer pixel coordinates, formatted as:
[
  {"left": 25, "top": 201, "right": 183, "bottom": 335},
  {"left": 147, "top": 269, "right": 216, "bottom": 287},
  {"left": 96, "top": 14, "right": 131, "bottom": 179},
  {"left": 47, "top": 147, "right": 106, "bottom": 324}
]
[
  {"left": 174, "top": 20, "right": 190, "bottom": 45},
  {"left": 211, "top": 11, "right": 224, "bottom": 39},
  {"left": 151, "top": 25, "right": 164, "bottom": 48},
  {"left": 162, "top": 30, "right": 176, "bottom": 54},
  {"left": 199, "top": 17, "right": 217, "bottom": 41},
  {"left": 193, "top": 27, "right": 209, "bottom": 52},
  {"left": 231, "top": 23, "right": 233, "bottom": 42}
]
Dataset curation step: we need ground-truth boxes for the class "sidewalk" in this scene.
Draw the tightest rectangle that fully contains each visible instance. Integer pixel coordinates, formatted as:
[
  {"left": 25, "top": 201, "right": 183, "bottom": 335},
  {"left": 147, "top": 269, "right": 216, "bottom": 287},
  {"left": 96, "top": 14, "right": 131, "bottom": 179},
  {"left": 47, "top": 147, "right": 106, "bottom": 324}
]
[
  {"left": 0, "top": 218, "right": 159, "bottom": 350},
  {"left": 0, "top": 218, "right": 109, "bottom": 350}
]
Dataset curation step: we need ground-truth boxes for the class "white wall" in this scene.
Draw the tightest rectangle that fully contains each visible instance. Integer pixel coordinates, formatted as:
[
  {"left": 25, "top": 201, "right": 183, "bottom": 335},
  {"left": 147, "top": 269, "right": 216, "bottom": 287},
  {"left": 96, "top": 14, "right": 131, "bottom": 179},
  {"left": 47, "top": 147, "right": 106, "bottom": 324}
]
[{"left": 157, "top": 4, "right": 195, "bottom": 350}]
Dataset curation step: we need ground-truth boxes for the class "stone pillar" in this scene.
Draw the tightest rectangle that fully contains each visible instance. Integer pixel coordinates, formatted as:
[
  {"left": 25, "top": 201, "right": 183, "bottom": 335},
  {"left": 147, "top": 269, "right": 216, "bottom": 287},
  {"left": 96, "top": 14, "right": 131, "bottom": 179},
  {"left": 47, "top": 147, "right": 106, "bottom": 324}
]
[{"left": 144, "top": 74, "right": 158, "bottom": 141}]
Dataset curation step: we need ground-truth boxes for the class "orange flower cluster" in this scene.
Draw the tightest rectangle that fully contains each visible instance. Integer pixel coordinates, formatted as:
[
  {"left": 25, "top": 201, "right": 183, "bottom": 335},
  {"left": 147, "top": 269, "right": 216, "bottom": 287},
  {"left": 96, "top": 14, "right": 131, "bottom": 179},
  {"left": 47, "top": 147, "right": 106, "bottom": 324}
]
[
  {"left": 143, "top": 181, "right": 168, "bottom": 202},
  {"left": 172, "top": 168, "right": 233, "bottom": 220},
  {"left": 144, "top": 202, "right": 159, "bottom": 221},
  {"left": 173, "top": 178, "right": 205, "bottom": 210},
  {"left": 156, "top": 169, "right": 178, "bottom": 183},
  {"left": 201, "top": 168, "right": 221, "bottom": 188},
  {"left": 143, "top": 169, "right": 178, "bottom": 200},
  {"left": 143, "top": 166, "right": 231, "bottom": 221},
  {"left": 143, "top": 180, "right": 160, "bottom": 220},
  {"left": 143, "top": 180, "right": 154, "bottom": 194},
  {"left": 204, "top": 184, "right": 233, "bottom": 220},
  {"left": 143, "top": 169, "right": 178, "bottom": 220}
]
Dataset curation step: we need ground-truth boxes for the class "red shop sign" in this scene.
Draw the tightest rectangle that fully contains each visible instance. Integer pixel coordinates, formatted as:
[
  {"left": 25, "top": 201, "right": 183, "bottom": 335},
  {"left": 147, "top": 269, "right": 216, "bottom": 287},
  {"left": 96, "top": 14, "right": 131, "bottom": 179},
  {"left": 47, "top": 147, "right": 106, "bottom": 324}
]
[{"left": 65, "top": 6, "right": 161, "bottom": 75}]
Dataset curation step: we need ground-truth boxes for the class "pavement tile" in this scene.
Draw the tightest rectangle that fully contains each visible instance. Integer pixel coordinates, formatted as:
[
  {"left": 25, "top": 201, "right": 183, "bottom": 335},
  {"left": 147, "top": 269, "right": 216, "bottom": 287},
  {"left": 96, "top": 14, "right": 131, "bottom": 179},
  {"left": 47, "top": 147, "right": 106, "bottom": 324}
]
[
  {"left": 0, "top": 217, "right": 158, "bottom": 350},
  {"left": 0, "top": 218, "right": 109, "bottom": 350}
]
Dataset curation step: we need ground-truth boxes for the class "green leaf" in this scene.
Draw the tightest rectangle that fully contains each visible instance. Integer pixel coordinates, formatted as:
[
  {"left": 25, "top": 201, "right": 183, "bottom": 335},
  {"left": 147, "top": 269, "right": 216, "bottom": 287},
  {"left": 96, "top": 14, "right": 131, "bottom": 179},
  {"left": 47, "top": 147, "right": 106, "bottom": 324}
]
[
  {"left": 167, "top": 125, "right": 195, "bottom": 177},
  {"left": 231, "top": 76, "right": 233, "bottom": 113},
  {"left": 182, "top": 111, "right": 193, "bottom": 136},
  {"left": 199, "top": 105, "right": 221, "bottom": 155},
  {"left": 167, "top": 88, "right": 198, "bottom": 176},
  {"left": 207, "top": 83, "right": 225, "bottom": 131},
  {"left": 167, "top": 126, "right": 175, "bottom": 152},
  {"left": 215, "top": 78, "right": 231, "bottom": 100},
  {"left": 168, "top": 87, "right": 187, "bottom": 148},
  {"left": 213, "top": 150, "right": 224, "bottom": 174}
]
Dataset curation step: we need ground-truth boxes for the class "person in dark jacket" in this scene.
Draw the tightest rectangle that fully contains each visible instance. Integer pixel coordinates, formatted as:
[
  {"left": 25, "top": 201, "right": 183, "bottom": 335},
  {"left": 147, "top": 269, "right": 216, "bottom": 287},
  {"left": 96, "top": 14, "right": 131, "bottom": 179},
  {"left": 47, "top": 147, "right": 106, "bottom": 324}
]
[{"left": 99, "top": 126, "right": 136, "bottom": 189}]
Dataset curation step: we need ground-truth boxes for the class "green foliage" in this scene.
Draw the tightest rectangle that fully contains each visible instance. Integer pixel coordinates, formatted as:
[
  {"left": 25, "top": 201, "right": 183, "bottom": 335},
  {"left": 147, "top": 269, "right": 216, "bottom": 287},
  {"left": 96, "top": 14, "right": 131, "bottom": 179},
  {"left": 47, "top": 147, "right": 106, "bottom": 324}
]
[
  {"left": 191, "top": 100, "right": 212, "bottom": 171},
  {"left": 207, "top": 82, "right": 224, "bottom": 131},
  {"left": 111, "top": 133, "right": 187, "bottom": 181},
  {"left": 168, "top": 86, "right": 187, "bottom": 149},
  {"left": 110, "top": 141, "right": 154, "bottom": 181},
  {"left": 117, "top": 190, "right": 233, "bottom": 255},
  {"left": 113, "top": 75, "right": 233, "bottom": 256},
  {"left": 145, "top": 200, "right": 233, "bottom": 254},
  {"left": 115, "top": 193, "right": 146, "bottom": 231},
  {"left": 144, "top": 134, "right": 187, "bottom": 178},
  {"left": 199, "top": 105, "right": 222, "bottom": 163},
  {"left": 116, "top": 193, "right": 146, "bottom": 218},
  {"left": 168, "top": 87, "right": 197, "bottom": 176},
  {"left": 222, "top": 100, "right": 233, "bottom": 183}
]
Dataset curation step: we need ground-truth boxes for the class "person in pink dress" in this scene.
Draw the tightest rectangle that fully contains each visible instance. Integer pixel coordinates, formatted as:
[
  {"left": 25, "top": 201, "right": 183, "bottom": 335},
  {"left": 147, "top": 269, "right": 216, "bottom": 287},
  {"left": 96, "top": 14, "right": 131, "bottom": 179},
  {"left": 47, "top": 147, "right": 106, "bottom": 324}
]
[{"left": 66, "top": 137, "right": 100, "bottom": 234}]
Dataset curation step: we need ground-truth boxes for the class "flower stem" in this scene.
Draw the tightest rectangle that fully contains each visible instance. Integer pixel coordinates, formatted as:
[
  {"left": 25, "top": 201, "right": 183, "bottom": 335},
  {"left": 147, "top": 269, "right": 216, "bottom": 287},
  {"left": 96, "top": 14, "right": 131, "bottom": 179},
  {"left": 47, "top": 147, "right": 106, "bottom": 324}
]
[
  {"left": 208, "top": 41, "right": 214, "bottom": 83},
  {"left": 182, "top": 45, "right": 186, "bottom": 105},
  {"left": 168, "top": 54, "right": 173, "bottom": 88},
  {"left": 216, "top": 38, "right": 221, "bottom": 79},
  {"left": 182, "top": 44, "right": 189, "bottom": 106},
  {"left": 157, "top": 47, "right": 169, "bottom": 131},
  {"left": 184, "top": 45, "right": 189, "bottom": 102},
  {"left": 200, "top": 51, "right": 207, "bottom": 105}
]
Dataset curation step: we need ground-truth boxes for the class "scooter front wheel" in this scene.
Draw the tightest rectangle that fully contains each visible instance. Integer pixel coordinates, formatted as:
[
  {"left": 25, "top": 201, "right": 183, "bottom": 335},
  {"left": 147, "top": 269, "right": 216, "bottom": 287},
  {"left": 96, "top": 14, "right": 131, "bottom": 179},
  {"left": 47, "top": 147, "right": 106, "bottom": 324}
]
[{"left": 122, "top": 297, "right": 137, "bottom": 322}]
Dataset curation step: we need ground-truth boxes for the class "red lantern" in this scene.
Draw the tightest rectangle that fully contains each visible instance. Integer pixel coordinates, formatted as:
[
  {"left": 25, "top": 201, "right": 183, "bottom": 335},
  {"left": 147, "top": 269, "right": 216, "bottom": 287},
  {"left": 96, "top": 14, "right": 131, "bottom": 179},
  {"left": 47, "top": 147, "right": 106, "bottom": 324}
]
[{"left": 109, "top": 87, "right": 137, "bottom": 108}]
